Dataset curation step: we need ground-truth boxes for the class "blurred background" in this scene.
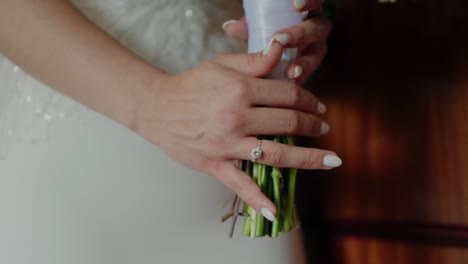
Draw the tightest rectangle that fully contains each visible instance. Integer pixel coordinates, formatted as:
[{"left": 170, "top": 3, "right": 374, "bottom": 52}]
[{"left": 297, "top": 0, "right": 468, "bottom": 263}]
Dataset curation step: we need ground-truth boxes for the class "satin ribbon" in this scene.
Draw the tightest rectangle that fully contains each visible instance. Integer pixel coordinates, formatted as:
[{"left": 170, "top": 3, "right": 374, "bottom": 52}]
[{"left": 243, "top": 0, "right": 304, "bottom": 80}]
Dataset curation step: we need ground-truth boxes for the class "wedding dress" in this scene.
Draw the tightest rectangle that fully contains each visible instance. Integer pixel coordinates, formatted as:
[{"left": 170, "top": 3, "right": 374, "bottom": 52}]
[{"left": 0, "top": 1, "right": 306, "bottom": 263}]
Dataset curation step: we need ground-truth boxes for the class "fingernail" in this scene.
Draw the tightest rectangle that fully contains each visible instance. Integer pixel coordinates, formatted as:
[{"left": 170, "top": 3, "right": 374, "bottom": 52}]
[
  {"left": 294, "top": 0, "right": 308, "bottom": 9},
  {"left": 263, "top": 34, "right": 290, "bottom": 55},
  {"left": 274, "top": 34, "right": 290, "bottom": 45},
  {"left": 323, "top": 155, "right": 342, "bottom": 168},
  {"left": 317, "top": 102, "right": 327, "bottom": 114},
  {"left": 294, "top": 65, "right": 303, "bottom": 79},
  {"left": 320, "top": 121, "right": 330, "bottom": 135},
  {"left": 222, "top": 20, "right": 237, "bottom": 31},
  {"left": 261, "top": 207, "right": 275, "bottom": 222}
]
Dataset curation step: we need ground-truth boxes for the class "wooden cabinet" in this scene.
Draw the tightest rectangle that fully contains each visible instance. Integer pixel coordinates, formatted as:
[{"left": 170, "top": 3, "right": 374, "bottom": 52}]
[{"left": 298, "top": 0, "right": 468, "bottom": 262}]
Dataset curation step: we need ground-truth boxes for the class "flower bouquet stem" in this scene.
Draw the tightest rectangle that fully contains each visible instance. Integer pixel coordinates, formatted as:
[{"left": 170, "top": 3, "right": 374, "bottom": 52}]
[
  {"left": 240, "top": 0, "right": 303, "bottom": 238},
  {"left": 222, "top": 0, "right": 340, "bottom": 237},
  {"left": 240, "top": 136, "right": 297, "bottom": 237}
]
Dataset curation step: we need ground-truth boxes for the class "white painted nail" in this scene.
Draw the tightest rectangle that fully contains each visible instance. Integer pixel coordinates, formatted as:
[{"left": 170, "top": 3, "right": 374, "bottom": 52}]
[
  {"left": 222, "top": 20, "right": 237, "bottom": 31},
  {"left": 294, "top": 0, "right": 308, "bottom": 9},
  {"left": 320, "top": 121, "right": 330, "bottom": 135},
  {"left": 274, "top": 34, "right": 290, "bottom": 45},
  {"left": 263, "top": 34, "right": 290, "bottom": 55},
  {"left": 263, "top": 39, "right": 275, "bottom": 55},
  {"left": 261, "top": 208, "right": 275, "bottom": 222},
  {"left": 323, "top": 155, "right": 343, "bottom": 168},
  {"left": 317, "top": 102, "right": 327, "bottom": 114},
  {"left": 294, "top": 65, "right": 303, "bottom": 79}
]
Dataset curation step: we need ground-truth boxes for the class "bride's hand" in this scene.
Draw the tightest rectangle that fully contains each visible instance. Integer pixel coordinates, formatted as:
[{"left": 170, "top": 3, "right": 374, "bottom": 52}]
[
  {"left": 133, "top": 41, "right": 341, "bottom": 219},
  {"left": 223, "top": 0, "right": 331, "bottom": 84}
]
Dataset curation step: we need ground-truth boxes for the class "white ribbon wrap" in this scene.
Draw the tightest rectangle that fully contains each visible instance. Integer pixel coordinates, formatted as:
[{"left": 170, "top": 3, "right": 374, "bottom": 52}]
[{"left": 243, "top": 0, "right": 304, "bottom": 80}]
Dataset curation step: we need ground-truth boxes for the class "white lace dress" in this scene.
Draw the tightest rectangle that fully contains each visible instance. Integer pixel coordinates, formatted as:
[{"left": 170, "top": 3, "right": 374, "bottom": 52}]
[{"left": 0, "top": 1, "right": 305, "bottom": 263}]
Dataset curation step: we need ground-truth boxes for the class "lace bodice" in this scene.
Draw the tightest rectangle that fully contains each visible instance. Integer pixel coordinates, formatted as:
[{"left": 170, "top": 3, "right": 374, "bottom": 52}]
[{"left": 71, "top": 0, "right": 244, "bottom": 72}]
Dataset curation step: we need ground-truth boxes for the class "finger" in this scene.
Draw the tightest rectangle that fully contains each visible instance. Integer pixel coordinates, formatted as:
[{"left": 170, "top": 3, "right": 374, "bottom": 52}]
[
  {"left": 211, "top": 161, "right": 277, "bottom": 221},
  {"left": 274, "top": 17, "right": 331, "bottom": 51},
  {"left": 249, "top": 79, "right": 327, "bottom": 114},
  {"left": 222, "top": 17, "right": 248, "bottom": 41},
  {"left": 292, "top": 0, "right": 324, "bottom": 12},
  {"left": 286, "top": 43, "right": 327, "bottom": 83},
  {"left": 232, "top": 138, "right": 343, "bottom": 169},
  {"left": 245, "top": 108, "right": 329, "bottom": 137},
  {"left": 210, "top": 38, "right": 287, "bottom": 78}
]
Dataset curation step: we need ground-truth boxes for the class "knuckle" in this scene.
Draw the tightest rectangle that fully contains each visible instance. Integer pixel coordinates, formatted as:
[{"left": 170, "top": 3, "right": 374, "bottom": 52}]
[
  {"left": 238, "top": 183, "right": 261, "bottom": 204},
  {"left": 286, "top": 111, "right": 301, "bottom": 133},
  {"left": 205, "top": 136, "right": 226, "bottom": 152},
  {"left": 297, "top": 24, "right": 306, "bottom": 41},
  {"left": 317, "top": 20, "right": 332, "bottom": 38},
  {"left": 304, "top": 18, "right": 318, "bottom": 33},
  {"left": 228, "top": 79, "right": 250, "bottom": 101},
  {"left": 313, "top": 118, "right": 323, "bottom": 136},
  {"left": 246, "top": 53, "right": 259, "bottom": 68},
  {"left": 267, "top": 146, "right": 284, "bottom": 166},
  {"left": 216, "top": 110, "right": 245, "bottom": 132},
  {"left": 287, "top": 84, "right": 302, "bottom": 106},
  {"left": 301, "top": 150, "right": 321, "bottom": 168},
  {"left": 291, "top": 25, "right": 306, "bottom": 46}
]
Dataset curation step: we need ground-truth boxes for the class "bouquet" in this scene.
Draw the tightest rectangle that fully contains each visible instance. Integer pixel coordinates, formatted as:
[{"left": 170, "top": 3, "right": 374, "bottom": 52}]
[
  {"left": 223, "top": 0, "right": 397, "bottom": 238},
  {"left": 220, "top": 0, "right": 338, "bottom": 238}
]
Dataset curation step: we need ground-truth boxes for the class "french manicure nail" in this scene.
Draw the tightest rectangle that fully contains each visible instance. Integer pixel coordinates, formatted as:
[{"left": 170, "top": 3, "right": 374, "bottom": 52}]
[
  {"left": 294, "top": 65, "right": 303, "bottom": 79},
  {"left": 222, "top": 20, "right": 237, "bottom": 31},
  {"left": 320, "top": 121, "right": 330, "bottom": 135},
  {"left": 317, "top": 102, "right": 327, "bottom": 114},
  {"left": 323, "top": 155, "right": 343, "bottom": 168},
  {"left": 294, "top": 0, "right": 308, "bottom": 9},
  {"left": 263, "top": 34, "right": 290, "bottom": 55},
  {"left": 261, "top": 207, "right": 275, "bottom": 222}
]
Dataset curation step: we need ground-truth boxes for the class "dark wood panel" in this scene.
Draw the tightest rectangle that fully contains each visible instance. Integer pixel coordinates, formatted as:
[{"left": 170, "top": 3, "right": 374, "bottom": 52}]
[
  {"left": 299, "top": 0, "right": 468, "bottom": 227},
  {"left": 297, "top": 0, "right": 468, "bottom": 262},
  {"left": 334, "top": 237, "right": 468, "bottom": 264},
  {"left": 329, "top": 220, "right": 468, "bottom": 248}
]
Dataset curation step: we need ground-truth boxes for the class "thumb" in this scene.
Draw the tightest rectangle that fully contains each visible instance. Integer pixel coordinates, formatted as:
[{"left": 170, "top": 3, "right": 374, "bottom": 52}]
[
  {"left": 213, "top": 161, "right": 277, "bottom": 222},
  {"left": 211, "top": 35, "right": 289, "bottom": 77}
]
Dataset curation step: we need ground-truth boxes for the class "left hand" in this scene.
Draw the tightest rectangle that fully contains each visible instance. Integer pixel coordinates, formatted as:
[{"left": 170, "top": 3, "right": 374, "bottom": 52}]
[{"left": 223, "top": 0, "right": 332, "bottom": 84}]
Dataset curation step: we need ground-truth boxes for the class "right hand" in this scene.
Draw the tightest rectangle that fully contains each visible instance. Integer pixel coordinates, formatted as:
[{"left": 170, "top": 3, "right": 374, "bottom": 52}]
[{"left": 133, "top": 41, "right": 342, "bottom": 218}]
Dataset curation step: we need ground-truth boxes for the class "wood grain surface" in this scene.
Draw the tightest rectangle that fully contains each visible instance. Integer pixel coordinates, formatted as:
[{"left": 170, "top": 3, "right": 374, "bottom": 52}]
[{"left": 297, "top": 0, "right": 468, "bottom": 262}]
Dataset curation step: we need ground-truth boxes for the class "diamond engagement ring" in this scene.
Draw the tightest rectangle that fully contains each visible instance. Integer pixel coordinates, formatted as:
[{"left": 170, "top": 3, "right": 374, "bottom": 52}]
[{"left": 250, "top": 139, "right": 263, "bottom": 163}]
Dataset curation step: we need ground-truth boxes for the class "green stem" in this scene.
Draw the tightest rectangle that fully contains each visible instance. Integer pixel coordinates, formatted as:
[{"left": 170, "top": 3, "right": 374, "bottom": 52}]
[
  {"left": 282, "top": 136, "right": 297, "bottom": 232},
  {"left": 249, "top": 163, "right": 260, "bottom": 237},
  {"left": 271, "top": 167, "right": 282, "bottom": 237},
  {"left": 282, "top": 167, "right": 297, "bottom": 232},
  {"left": 239, "top": 136, "right": 298, "bottom": 237},
  {"left": 255, "top": 163, "right": 267, "bottom": 237}
]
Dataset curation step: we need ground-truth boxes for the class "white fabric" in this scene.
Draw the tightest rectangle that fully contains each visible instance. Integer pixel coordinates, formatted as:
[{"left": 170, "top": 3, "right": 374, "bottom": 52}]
[
  {"left": 0, "top": 1, "right": 306, "bottom": 263},
  {"left": 243, "top": 0, "right": 303, "bottom": 81}
]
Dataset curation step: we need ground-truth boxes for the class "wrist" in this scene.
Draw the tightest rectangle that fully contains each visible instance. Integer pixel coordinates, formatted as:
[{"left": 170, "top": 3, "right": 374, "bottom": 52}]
[{"left": 109, "top": 61, "right": 169, "bottom": 134}]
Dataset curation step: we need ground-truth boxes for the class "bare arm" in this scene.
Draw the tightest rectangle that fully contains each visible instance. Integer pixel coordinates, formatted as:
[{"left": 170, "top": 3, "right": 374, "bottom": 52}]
[{"left": 0, "top": 0, "right": 163, "bottom": 128}]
